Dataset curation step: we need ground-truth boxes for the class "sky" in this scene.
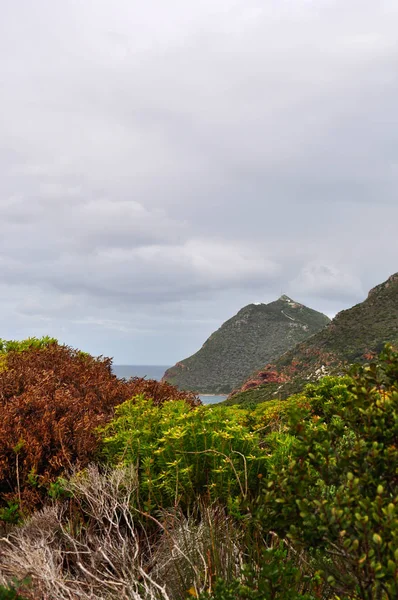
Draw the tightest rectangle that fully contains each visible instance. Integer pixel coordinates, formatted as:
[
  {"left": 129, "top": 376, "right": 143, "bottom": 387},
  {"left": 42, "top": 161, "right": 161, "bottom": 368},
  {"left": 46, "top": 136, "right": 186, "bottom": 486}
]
[{"left": 1, "top": 0, "right": 397, "bottom": 364}]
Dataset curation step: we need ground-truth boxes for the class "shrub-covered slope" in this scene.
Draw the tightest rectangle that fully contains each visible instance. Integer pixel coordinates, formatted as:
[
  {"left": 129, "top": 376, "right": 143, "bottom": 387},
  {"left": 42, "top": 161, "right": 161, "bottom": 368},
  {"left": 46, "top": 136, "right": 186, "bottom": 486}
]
[
  {"left": 1, "top": 347, "right": 397, "bottom": 600},
  {"left": 163, "top": 296, "right": 330, "bottom": 393},
  {"left": 227, "top": 272, "right": 398, "bottom": 405}
]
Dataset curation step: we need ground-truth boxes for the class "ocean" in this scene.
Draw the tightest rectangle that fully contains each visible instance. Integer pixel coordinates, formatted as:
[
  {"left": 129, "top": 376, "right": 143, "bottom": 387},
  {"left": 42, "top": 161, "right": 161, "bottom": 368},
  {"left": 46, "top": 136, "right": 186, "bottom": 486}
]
[{"left": 112, "top": 365, "right": 227, "bottom": 405}]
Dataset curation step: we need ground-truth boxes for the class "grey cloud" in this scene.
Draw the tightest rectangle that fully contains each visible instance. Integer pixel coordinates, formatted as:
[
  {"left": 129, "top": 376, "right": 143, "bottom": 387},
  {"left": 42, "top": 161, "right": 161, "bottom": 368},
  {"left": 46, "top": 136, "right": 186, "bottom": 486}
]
[
  {"left": 0, "top": 0, "right": 397, "bottom": 362},
  {"left": 290, "top": 263, "right": 365, "bottom": 301}
]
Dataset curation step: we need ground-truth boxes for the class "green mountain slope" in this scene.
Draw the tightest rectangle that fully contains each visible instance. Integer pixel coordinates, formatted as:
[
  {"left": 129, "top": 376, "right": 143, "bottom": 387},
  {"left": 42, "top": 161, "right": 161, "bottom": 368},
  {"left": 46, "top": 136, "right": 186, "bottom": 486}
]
[
  {"left": 227, "top": 272, "right": 398, "bottom": 405},
  {"left": 163, "top": 296, "right": 330, "bottom": 394}
]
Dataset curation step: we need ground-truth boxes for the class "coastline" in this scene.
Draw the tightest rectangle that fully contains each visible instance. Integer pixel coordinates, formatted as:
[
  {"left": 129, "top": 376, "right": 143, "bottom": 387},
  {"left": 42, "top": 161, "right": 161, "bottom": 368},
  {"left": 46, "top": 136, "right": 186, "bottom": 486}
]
[{"left": 198, "top": 393, "right": 228, "bottom": 397}]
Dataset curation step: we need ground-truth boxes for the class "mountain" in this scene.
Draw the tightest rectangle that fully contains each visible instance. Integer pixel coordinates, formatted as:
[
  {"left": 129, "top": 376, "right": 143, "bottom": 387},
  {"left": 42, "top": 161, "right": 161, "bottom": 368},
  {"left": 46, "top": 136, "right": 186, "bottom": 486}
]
[
  {"left": 226, "top": 272, "right": 398, "bottom": 406},
  {"left": 162, "top": 296, "right": 330, "bottom": 394}
]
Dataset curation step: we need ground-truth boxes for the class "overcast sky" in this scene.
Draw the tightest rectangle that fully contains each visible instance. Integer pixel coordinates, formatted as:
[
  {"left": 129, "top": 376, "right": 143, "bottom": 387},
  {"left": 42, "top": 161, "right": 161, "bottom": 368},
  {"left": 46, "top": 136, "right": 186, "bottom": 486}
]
[{"left": 1, "top": 0, "right": 397, "bottom": 364}]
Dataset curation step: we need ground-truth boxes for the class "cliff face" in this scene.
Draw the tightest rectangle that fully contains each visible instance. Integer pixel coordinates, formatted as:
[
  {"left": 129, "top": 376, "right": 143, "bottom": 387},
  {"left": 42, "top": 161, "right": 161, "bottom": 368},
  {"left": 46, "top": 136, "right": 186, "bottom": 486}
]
[
  {"left": 163, "top": 297, "right": 330, "bottom": 394},
  {"left": 226, "top": 273, "right": 398, "bottom": 406}
]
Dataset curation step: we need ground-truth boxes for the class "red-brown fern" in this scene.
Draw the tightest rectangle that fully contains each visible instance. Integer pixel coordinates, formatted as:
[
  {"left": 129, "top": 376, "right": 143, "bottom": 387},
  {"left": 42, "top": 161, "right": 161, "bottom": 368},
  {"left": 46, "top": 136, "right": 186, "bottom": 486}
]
[{"left": 0, "top": 344, "right": 199, "bottom": 510}]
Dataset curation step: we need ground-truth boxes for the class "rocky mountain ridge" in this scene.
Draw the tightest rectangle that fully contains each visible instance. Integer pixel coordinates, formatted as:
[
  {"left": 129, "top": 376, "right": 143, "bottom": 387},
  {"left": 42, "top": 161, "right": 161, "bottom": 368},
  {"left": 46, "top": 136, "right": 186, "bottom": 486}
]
[{"left": 226, "top": 272, "right": 398, "bottom": 405}]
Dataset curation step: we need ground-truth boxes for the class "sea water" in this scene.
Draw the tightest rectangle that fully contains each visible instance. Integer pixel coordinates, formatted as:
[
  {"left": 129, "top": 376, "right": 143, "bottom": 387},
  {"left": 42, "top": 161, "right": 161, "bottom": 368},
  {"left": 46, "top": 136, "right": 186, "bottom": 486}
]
[{"left": 112, "top": 365, "right": 227, "bottom": 405}]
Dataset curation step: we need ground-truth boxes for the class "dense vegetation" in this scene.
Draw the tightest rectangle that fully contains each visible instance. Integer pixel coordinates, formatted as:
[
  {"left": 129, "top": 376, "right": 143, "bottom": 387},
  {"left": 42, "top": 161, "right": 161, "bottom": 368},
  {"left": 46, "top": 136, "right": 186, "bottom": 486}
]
[
  {"left": 0, "top": 337, "right": 396, "bottom": 599},
  {"left": 0, "top": 338, "right": 198, "bottom": 513},
  {"left": 227, "top": 273, "right": 398, "bottom": 406},
  {"left": 164, "top": 296, "right": 330, "bottom": 394}
]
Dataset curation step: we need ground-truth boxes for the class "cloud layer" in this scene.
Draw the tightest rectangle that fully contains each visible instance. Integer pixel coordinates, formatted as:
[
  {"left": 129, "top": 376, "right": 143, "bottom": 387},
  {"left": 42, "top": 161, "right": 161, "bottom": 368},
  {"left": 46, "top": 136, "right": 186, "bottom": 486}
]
[{"left": 1, "top": 0, "right": 397, "bottom": 362}]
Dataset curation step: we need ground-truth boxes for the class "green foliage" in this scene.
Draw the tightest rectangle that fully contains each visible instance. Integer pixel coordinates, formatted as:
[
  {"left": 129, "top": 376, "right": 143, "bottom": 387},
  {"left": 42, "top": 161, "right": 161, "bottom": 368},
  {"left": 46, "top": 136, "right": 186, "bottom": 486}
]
[
  {"left": 302, "top": 375, "right": 353, "bottom": 419},
  {"left": 257, "top": 345, "right": 398, "bottom": 599},
  {"left": 47, "top": 476, "right": 71, "bottom": 500},
  {"left": 100, "top": 396, "right": 266, "bottom": 511},
  {"left": 248, "top": 394, "right": 311, "bottom": 431},
  {"left": 223, "top": 383, "right": 285, "bottom": 407},
  {"left": 198, "top": 544, "right": 318, "bottom": 600},
  {"left": 0, "top": 501, "right": 20, "bottom": 524},
  {"left": 230, "top": 380, "right": 350, "bottom": 431},
  {"left": 0, "top": 582, "right": 29, "bottom": 600},
  {"left": 0, "top": 336, "right": 57, "bottom": 355}
]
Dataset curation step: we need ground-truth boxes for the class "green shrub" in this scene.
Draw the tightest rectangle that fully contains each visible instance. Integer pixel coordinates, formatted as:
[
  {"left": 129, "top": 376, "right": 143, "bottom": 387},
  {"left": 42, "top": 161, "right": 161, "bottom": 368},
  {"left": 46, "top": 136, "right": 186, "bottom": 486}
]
[
  {"left": 100, "top": 396, "right": 266, "bottom": 511},
  {"left": 249, "top": 376, "right": 352, "bottom": 434},
  {"left": 0, "top": 501, "right": 20, "bottom": 525},
  {"left": 249, "top": 394, "right": 312, "bottom": 434},
  {"left": 257, "top": 345, "right": 398, "bottom": 599},
  {"left": 301, "top": 375, "right": 353, "bottom": 420},
  {"left": 0, "top": 584, "right": 28, "bottom": 600}
]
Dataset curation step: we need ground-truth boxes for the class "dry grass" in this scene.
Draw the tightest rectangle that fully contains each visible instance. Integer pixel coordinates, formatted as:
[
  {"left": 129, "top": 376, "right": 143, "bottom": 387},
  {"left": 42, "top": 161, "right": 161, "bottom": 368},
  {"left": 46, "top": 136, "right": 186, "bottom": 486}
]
[
  {"left": 150, "top": 503, "right": 245, "bottom": 598},
  {"left": 0, "top": 466, "right": 167, "bottom": 599},
  {"left": 0, "top": 466, "right": 248, "bottom": 600}
]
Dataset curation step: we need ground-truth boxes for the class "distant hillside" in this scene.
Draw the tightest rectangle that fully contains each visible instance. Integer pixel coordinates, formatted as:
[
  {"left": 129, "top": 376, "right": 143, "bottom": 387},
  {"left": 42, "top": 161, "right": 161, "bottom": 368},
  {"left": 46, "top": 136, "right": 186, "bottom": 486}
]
[
  {"left": 227, "top": 272, "right": 398, "bottom": 406},
  {"left": 163, "top": 296, "right": 330, "bottom": 394}
]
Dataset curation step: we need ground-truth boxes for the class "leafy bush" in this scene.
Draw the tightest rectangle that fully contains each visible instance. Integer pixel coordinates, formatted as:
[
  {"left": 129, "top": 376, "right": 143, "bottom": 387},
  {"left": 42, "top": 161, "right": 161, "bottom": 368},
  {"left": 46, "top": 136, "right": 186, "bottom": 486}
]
[
  {"left": 0, "top": 587, "right": 28, "bottom": 600},
  {"left": 0, "top": 501, "right": 21, "bottom": 525},
  {"left": 248, "top": 395, "right": 310, "bottom": 434},
  {"left": 0, "top": 341, "right": 198, "bottom": 513},
  {"left": 100, "top": 397, "right": 266, "bottom": 511},
  {"left": 300, "top": 375, "right": 353, "bottom": 420},
  {"left": 257, "top": 345, "right": 398, "bottom": 599}
]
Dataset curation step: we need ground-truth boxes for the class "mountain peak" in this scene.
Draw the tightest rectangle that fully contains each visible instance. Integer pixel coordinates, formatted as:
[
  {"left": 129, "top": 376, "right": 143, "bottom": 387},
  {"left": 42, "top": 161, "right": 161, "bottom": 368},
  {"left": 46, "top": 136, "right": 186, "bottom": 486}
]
[
  {"left": 276, "top": 295, "right": 303, "bottom": 309},
  {"left": 278, "top": 294, "right": 296, "bottom": 303},
  {"left": 163, "top": 297, "right": 330, "bottom": 394}
]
